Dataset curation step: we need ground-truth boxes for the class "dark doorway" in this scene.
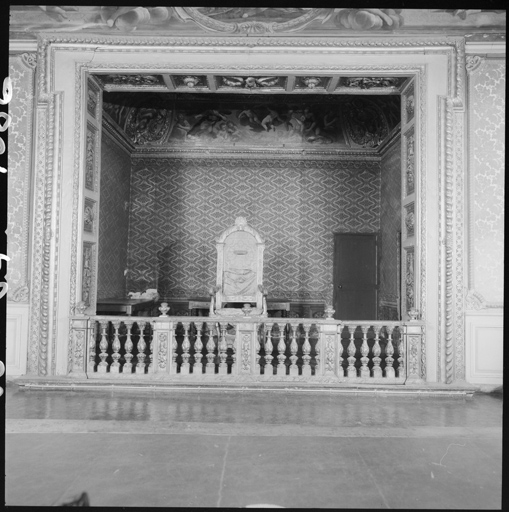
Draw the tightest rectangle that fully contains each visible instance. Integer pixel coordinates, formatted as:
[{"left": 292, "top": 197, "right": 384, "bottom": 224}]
[{"left": 333, "top": 233, "right": 379, "bottom": 320}]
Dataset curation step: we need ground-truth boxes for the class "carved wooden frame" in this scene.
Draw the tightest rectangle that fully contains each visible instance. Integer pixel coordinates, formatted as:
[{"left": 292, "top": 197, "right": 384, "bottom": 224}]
[{"left": 27, "top": 35, "right": 466, "bottom": 384}]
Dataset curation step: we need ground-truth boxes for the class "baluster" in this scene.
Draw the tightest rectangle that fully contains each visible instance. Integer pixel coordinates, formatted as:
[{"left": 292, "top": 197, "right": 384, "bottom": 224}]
[
  {"left": 289, "top": 323, "right": 299, "bottom": 376},
  {"left": 171, "top": 323, "right": 178, "bottom": 373},
  {"left": 346, "top": 325, "right": 357, "bottom": 378},
  {"left": 230, "top": 324, "right": 237, "bottom": 374},
  {"left": 255, "top": 326, "right": 262, "bottom": 374},
  {"left": 384, "top": 325, "right": 395, "bottom": 378},
  {"left": 110, "top": 320, "right": 122, "bottom": 373},
  {"left": 147, "top": 323, "right": 154, "bottom": 373},
  {"left": 180, "top": 322, "right": 191, "bottom": 375},
  {"left": 88, "top": 321, "right": 97, "bottom": 373},
  {"left": 218, "top": 323, "right": 228, "bottom": 375},
  {"left": 123, "top": 320, "right": 134, "bottom": 373},
  {"left": 264, "top": 323, "right": 274, "bottom": 376},
  {"left": 371, "top": 325, "right": 382, "bottom": 378},
  {"left": 277, "top": 323, "right": 286, "bottom": 376},
  {"left": 359, "top": 325, "right": 370, "bottom": 378},
  {"left": 193, "top": 322, "right": 204, "bottom": 375},
  {"left": 136, "top": 322, "right": 146, "bottom": 374},
  {"left": 313, "top": 326, "right": 320, "bottom": 376},
  {"left": 337, "top": 327, "right": 345, "bottom": 377},
  {"left": 206, "top": 324, "right": 216, "bottom": 374},
  {"left": 396, "top": 327, "right": 405, "bottom": 378},
  {"left": 97, "top": 321, "right": 109, "bottom": 373},
  {"left": 301, "top": 323, "right": 312, "bottom": 377}
]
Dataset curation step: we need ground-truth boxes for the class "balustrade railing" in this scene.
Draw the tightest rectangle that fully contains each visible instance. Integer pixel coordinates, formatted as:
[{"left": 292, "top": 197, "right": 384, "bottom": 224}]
[{"left": 69, "top": 315, "right": 425, "bottom": 384}]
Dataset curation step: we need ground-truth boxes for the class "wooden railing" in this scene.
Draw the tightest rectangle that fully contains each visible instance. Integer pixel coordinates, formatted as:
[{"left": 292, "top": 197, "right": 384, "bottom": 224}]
[{"left": 69, "top": 315, "right": 425, "bottom": 384}]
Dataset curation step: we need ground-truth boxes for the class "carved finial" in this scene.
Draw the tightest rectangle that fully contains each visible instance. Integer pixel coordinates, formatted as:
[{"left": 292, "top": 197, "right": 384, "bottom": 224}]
[
  {"left": 324, "top": 305, "right": 335, "bottom": 319},
  {"left": 158, "top": 302, "right": 170, "bottom": 317},
  {"left": 235, "top": 216, "right": 248, "bottom": 228}
]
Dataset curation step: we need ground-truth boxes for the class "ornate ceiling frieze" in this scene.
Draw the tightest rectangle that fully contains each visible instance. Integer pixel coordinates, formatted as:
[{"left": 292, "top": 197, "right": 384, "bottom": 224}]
[
  {"left": 11, "top": 7, "right": 505, "bottom": 37},
  {"left": 102, "top": 91, "right": 400, "bottom": 153}
]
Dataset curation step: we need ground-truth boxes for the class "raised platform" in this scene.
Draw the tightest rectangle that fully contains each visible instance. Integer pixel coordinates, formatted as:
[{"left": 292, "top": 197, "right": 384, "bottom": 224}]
[{"left": 11, "top": 375, "right": 478, "bottom": 398}]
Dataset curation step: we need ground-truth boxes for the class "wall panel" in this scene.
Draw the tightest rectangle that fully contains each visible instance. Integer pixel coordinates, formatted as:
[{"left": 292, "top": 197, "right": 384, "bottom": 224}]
[
  {"left": 127, "top": 157, "right": 381, "bottom": 301},
  {"left": 97, "top": 129, "right": 132, "bottom": 299},
  {"left": 379, "top": 138, "right": 401, "bottom": 320}
]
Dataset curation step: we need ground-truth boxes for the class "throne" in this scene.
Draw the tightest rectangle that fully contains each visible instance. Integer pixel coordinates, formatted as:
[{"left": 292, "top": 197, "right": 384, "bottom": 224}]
[{"left": 210, "top": 217, "right": 267, "bottom": 317}]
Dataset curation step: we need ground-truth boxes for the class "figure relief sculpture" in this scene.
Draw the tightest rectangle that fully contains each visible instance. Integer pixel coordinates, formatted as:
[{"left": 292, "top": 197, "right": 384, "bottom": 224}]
[{"left": 211, "top": 217, "right": 267, "bottom": 317}]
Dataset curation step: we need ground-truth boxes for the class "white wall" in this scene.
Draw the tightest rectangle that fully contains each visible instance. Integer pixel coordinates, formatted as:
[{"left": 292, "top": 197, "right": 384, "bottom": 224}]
[{"left": 464, "top": 47, "right": 505, "bottom": 387}]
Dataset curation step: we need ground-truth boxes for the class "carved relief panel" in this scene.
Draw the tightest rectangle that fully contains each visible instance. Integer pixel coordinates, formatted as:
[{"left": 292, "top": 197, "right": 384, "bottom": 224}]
[
  {"left": 404, "top": 127, "right": 415, "bottom": 196},
  {"left": 83, "top": 198, "right": 96, "bottom": 234},
  {"left": 404, "top": 202, "right": 415, "bottom": 239},
  {"left": 7, "top": 53, "right": 36, "bottom": 302},
  {"left": 404, "top": 247, "right": 415, "bottom": 313},
  {"left": 400, "top": 77, "right": 418, "bottom": 321},
  {"left": 87, "top": 77, "right": 100, "bottom": 119},
  {"left": 85, "top": 122, "right": 99, "bottom": 192},
  {"left": 81, "top": 74, "right": 104, "bottom": 316},
  {"left": 82, "top": 242, "right": 95, "bottom": 306}
]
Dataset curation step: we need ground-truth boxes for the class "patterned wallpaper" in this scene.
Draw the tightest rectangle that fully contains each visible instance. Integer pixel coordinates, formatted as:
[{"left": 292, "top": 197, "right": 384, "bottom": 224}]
[
  {"left": 379, "top": 139, "right": 401, "bottom": 320},
  {"left": 7, "top": 54, "right": 36, "bottom": 302},
  {"left": 97, "top": 130, "right": 132, "bottom": 299},
  {"left": 127, "top": 157, "right": 381, "bottom": 301},
  {"left": 468, "top": 58, "right": 505, "bottom": 305}
]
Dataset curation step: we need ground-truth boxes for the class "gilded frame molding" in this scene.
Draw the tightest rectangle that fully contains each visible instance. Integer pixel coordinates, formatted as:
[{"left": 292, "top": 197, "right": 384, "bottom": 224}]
[{"left": 28, "top": 34, "right": 466, "bottom": 383}]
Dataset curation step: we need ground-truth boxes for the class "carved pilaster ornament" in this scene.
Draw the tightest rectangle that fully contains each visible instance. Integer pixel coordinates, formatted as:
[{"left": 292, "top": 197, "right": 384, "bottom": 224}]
[
  {"left": 241, "top": 333, "right": 252, "bottom": 372},
  {"left": 443, "top": 99, "right": 455, "bottom": 384},
  {"left": 28, "top": 92, "right": 57, "bottom": 376}
]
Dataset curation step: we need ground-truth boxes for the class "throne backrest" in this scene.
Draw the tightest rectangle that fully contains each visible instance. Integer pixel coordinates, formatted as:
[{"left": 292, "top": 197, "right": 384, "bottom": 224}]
[{"left": 215, "top": 217, "right": 264, "bottom": 309}]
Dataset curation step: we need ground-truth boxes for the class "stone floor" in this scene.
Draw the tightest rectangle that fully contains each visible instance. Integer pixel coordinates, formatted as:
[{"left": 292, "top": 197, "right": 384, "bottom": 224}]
[{"left": 5, "top": 383, "right": 503, "bottom": 508}]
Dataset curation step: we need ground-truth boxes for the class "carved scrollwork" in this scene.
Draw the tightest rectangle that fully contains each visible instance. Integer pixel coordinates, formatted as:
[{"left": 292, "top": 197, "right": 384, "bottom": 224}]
[
  {"left": 408, "top": 335, "right": 420, "bottom": 377},
  {"left": 405, "top": 249, "right": 415, "bottom": 313},
  {"left": 82, "top": 243, "right": 94, "bottom": 306},
  {"left": 20, "top": 52, "right": 37, "bottom": 69},
  {"left": 325, "top": 334, "right": 335, "bottom": 373},
  {"left": 83, "top": 198, "right": 95, "bottom": 233},
  {"left": 341, "top": 77, "right": 404, "bottom": 89},
  {"left": 73, "top": 330, "right": 85, "bottom": 371},
  {"left": 342, "top": 97, "right": 389, "bottom": 148},
  {"left": 174, "top": 7, "right": 328, "bottom": 35},
  {"left": 85, "top": 123, "right": 97, "bottom": 191},
  {"left": 406, "top": 94, "right": 415, "bottom": 121},
  {"left": 11, "top": 284, "right": 30, "bottom": 303},
  {"left": 183, "top": 76, "right": 199, "bottom": 88},
  {"left": 158, "top": 332, "right": 168, "bottom": 369},
  {"left": 101, "top": 74, "right": 163, "bottom": 87},
  {"left": 465, "top": 289, "right": 487, "bottom": 310},
  {"left": 302, "top": 77, "right": 321, "bottom": 89},
  {"left": 221, "top": 76, "right": 281, "bottom": 88},
  {"left": 125, "top": 107, "right": 172, "bottom": 145},
  {"left": 241, "top": 333, "right": 251, "bottom": 372},
  {"left": 466, "top": 55, "right": 484, "bottom": 74},
  {"left": 405, "top": 203, "right": 415, "bottom": 238},
  {"left": 405, "top": 131, "right": 415, "bottom": 195}
]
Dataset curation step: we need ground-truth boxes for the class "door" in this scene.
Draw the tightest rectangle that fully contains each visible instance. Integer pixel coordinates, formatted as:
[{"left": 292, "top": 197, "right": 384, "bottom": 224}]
[{"left": 333, "top": 233, "right": 378, "bottom": 320}]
